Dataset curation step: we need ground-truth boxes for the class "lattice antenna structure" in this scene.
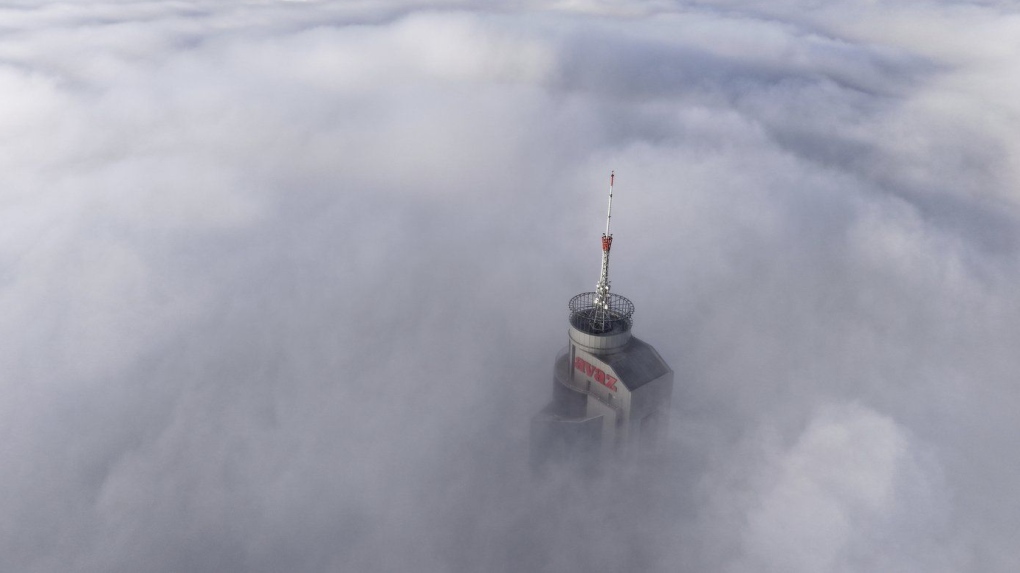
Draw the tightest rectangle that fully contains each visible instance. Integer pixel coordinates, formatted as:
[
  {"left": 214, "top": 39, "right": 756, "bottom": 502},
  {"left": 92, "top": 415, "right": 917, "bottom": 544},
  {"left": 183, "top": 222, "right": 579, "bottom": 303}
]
[
  {"left": 568, "top": 172, "right": 635, "bottom": 335},
  {"left": 594, "top": 171, "right": 615, "bottom": 310}
]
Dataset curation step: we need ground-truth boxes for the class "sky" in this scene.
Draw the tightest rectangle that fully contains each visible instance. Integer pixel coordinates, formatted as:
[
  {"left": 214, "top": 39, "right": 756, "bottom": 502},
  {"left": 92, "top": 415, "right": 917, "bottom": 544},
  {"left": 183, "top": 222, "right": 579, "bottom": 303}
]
[{"left": 2, "top": 1, "right": 1020, "bottom": 571}]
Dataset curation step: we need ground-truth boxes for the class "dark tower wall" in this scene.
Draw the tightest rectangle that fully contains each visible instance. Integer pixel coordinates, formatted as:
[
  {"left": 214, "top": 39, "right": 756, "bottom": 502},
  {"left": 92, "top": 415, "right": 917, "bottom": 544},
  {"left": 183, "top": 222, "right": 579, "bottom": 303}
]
[{"left": 530, "top": 322, "right": 673, "bottom": 468}]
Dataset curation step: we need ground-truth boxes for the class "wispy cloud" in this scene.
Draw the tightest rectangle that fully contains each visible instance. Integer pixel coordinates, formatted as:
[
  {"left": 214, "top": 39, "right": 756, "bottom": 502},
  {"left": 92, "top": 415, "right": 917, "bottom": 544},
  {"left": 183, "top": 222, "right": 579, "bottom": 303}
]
[{"left": 2, "top": 2, "right": 1019, "bottom": 571}]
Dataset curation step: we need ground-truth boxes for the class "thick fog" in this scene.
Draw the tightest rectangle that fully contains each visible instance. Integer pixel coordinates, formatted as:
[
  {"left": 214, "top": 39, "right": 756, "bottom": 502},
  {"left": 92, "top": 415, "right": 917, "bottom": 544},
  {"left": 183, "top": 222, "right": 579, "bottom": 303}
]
[{"left": 3, "top": 1, "right": 1020, "bottom": 571}]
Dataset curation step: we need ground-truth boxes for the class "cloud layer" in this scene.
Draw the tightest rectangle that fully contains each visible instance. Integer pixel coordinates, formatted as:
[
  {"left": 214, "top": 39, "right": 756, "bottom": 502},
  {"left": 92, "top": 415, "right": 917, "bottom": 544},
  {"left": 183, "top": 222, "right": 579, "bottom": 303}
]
[{"left": 2, "top": 1, "right": 1020, "bottom": 571}]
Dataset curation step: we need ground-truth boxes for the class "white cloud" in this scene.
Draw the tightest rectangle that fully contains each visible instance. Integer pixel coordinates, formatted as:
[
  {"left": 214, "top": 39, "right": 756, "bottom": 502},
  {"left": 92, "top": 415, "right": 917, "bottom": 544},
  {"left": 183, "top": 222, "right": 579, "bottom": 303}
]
[
  {"left": 2, "top": 1, "right": 1020, "bottom": 572},
  {"left": 730, "top": 404, "right": 956, "bottom": 573}
]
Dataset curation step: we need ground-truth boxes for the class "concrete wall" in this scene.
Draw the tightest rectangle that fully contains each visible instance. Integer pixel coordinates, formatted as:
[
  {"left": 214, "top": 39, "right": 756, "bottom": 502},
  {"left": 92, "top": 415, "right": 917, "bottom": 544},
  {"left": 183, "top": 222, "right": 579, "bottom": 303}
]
[{"left": 533, "top": 324, "right": 673, "bottom": 467}]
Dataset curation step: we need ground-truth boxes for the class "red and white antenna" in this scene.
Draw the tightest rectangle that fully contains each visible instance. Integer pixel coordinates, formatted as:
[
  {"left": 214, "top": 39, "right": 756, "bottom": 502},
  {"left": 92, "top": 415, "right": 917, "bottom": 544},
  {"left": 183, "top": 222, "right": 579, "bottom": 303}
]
[
  {"left": 593, "top": 171, "right": 614, "bottom": 312},
  {"left": 568, "top": 170, "right": 634, "bottom": 334}
]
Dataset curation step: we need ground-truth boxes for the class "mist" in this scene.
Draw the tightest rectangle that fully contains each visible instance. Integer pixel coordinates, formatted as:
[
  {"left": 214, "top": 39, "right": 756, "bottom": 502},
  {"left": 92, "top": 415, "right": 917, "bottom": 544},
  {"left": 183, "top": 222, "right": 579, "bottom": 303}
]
[{"left": 2, "top": 1, "right": 1020, "bottom": 571}]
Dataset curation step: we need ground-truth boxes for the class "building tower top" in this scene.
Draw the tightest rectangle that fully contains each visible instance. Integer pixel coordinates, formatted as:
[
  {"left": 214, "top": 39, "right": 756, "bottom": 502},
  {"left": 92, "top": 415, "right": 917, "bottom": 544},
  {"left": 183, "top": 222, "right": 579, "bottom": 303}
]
[{"left": 568, "top": 171, "right": 635, "bottom": 344}]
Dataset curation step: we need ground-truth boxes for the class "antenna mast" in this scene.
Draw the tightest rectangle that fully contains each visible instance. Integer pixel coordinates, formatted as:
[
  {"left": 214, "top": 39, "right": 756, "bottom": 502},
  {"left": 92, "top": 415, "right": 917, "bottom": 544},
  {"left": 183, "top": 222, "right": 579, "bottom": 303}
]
[
  {"left": 568, "top": 170, "right": 633, "bottom": 334},
  {"left": 593, "top": 171, "right": 614, "bottom": 312}
]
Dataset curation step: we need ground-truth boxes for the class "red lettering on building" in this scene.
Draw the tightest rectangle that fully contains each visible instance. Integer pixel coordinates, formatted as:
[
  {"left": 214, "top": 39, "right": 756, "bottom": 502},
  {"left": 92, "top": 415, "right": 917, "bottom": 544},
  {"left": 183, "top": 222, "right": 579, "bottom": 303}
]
[{"left": 573, "top": 357, "right": 618, "bottom": 392}]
